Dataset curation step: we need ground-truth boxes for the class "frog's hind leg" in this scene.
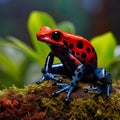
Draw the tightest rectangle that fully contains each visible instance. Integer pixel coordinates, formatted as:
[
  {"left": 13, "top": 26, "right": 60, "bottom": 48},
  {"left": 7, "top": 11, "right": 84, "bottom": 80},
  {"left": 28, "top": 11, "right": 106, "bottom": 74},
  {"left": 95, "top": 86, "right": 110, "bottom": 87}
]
[
  {"left": 84, "top": 71, "right": 112, "bottom": 99},
  {"left": 52, "top": 64, "right": 86, "bottom": 101}
]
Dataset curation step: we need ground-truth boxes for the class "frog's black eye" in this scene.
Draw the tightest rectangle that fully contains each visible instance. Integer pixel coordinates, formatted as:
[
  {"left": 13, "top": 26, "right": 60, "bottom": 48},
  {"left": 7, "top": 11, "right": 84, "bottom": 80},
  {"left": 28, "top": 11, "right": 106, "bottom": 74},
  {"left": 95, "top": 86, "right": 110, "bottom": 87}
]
[{"left": 52, "top": 31, "right": 61, "bottom": 41}]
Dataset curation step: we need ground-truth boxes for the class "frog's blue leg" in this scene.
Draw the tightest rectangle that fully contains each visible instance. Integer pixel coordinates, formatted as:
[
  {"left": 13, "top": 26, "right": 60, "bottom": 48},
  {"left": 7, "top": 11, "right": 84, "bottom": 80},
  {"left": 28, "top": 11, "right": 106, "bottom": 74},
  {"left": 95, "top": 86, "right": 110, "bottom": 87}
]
[
  {"left": 85, "top": 68, "right": 112, "bottom": 99},
  {"left": 84, "top": 85, "right": 104, "bottom": 97},
  {"left": 94, "top": 83, "right": 112, "bottom": 99},
  {"left": 36, "top": 63, "right": 65, "bottom": 84},
  {"left": 36, "top": 52, "right": 66, "bottom": 84},
  {"left": 95, "top": 70, "right": 112, "bottom": 99},
  {"left": 101, "top": 72, "right": 112, "bottom": 99},
  {"left": 36, "top": 52, "right": 54, "bottom": 84},
  {"left": 52, "top": 64, "right": 85, "bottom": 101},
  {"left": 106, "top": 83, "right": 112, "bottom": 99}
]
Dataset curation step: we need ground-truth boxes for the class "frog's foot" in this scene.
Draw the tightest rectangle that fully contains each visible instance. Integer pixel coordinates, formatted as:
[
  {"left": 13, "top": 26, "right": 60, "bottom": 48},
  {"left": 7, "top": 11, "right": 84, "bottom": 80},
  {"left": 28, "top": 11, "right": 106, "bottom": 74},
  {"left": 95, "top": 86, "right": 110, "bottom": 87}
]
[
  {"left": 84, "top": 86, "right": 103, "bottom": 95},
  {"left": 52, "top": 83, "right": 75, "bottom": 101},
  {"left": 84, "top": 86, "right": 100, "bottom": 93},
  {"left": 36, "top": 75, "right": 46, "bottom": 84},
  {"left": 94, "top": 84, "right": 112, "bottom": 100},
  {"left": 84, "top": 84, "right": 112, "bottom": 99},
  {"left": 36, "top": 73, "right": 62, "bottom": 84},
  {"left": 52, "top": 64, "right": 85, "bottom": 101}
]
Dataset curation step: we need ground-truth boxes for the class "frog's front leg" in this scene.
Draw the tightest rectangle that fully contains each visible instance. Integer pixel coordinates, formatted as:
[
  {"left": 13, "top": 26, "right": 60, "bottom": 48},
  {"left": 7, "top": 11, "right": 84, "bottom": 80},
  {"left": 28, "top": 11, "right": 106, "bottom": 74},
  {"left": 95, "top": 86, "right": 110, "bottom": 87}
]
[
  {"left": 36, "top": 52, "right": 59, "bottom": 84},
  {"left": 36, "top": 52, "right": 66, "bottom": 84},
  {"left": 52, "top": 64, "right": 85, "bottom": 101}
]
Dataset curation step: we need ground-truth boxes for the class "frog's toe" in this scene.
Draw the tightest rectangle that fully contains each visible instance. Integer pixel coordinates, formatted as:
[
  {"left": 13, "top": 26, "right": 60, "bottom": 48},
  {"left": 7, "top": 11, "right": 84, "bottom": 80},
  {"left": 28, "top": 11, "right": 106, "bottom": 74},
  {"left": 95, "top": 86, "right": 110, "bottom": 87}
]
[
  {"left": 36, "top": 81, "right": 41, "bottom": 84},
  {"left": 52, "top": 92, "right": 58, "bottom": 96},
  {"left": 84, "top": 89, "right": 88, "bottom": 93},
  {"left": 36, "top": 76, "right": 46, "bottom": 84},
  {"left": 65, "top": 98, "right": 69, "bottom": 102},
  {"left": 52, "top": 85, "right": 70, "bottom": 96},
  {"left": 94, "top": 89, "right": 104, "bottom": 97},
  {"left": 52, "top": 84, "right": 75, "bottom": 101},
  {"left": 58, "top": 79, "right": 63, "bottom": 83},
  {"left": 55, "top": 83, "right": 69, "bottom": 88},
  {"left": 106, "top": 96, "right": 110, "bottom": 100}
]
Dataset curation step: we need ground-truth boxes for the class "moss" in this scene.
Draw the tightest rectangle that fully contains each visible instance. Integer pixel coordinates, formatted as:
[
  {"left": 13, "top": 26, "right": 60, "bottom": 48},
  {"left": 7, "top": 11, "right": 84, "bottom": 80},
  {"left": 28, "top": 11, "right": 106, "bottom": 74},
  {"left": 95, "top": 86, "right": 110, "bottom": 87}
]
[{"left": 0, "top": 80, "right": 120, "bottom": 120}]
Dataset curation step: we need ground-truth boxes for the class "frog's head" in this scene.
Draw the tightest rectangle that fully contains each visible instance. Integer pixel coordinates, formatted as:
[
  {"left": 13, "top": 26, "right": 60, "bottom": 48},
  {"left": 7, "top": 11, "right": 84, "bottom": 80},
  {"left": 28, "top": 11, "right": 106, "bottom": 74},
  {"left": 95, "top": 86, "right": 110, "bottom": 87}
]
[{"left": 37, "top": 26, "right": 65, "bottom": 46}]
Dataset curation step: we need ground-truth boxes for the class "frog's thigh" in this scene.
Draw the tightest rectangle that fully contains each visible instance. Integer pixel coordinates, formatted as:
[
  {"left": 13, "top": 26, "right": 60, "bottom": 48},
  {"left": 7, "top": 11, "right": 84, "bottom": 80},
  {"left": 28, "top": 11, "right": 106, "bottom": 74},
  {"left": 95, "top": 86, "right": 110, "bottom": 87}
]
[
  {"left": 51, "top": 63, "right": 66, "bottom": 75},
  {"left": 70, "top": 64, "right": 85, "bottom": 87}
]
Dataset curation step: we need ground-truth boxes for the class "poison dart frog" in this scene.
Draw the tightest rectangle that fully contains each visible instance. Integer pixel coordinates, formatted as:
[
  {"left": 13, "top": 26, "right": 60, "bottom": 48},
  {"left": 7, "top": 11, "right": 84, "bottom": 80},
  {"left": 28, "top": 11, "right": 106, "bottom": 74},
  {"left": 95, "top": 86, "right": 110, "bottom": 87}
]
[{"left": 36, "top": 26, "right": 112, "bottom": 101}]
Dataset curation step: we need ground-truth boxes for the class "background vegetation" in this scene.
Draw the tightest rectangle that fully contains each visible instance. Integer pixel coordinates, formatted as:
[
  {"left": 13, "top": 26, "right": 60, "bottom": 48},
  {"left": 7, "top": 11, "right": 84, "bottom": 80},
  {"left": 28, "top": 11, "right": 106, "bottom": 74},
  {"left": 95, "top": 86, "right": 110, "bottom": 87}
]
[
  {"left": 0, "top": 11, "right": 120, "bottom": 89},
  {"left": 0, "top": 1, "right": 120, "bottom": 88},
  {"left": 0, "top": 0, "right": 120, "bottom": 43}
]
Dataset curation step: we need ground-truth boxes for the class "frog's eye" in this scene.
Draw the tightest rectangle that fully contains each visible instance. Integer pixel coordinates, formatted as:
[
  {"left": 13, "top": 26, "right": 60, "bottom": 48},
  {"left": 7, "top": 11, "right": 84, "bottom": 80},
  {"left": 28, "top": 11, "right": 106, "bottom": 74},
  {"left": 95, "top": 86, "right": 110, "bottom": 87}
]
[{"left": 52, "top": 31, "right": 61, "bottom": 41}]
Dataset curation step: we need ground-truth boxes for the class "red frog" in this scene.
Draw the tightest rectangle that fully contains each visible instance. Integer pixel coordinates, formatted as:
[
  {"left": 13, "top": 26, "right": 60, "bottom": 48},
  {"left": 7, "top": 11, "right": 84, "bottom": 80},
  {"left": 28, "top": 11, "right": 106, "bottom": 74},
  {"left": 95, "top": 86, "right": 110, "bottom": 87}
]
[{"left": 36, "top": 26, "right": 112, "bottom": 101}]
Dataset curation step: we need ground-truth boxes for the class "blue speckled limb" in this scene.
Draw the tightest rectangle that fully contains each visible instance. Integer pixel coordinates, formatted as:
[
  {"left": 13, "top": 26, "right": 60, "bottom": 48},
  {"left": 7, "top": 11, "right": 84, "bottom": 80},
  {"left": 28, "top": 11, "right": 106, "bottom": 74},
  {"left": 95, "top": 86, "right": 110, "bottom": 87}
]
[
  {"left": 84, "top": 69, "right": 112, "bottom": 99},
  {"left": 52, "top": 64, "right": 85, "bottom": 101}
]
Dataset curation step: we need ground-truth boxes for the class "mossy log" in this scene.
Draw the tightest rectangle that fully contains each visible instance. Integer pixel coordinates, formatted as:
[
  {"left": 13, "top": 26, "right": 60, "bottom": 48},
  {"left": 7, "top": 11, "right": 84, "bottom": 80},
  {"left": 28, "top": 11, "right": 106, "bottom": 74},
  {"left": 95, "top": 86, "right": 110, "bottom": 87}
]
[{"left": 0, "top": 80, "right": 120, "bottom": 120}]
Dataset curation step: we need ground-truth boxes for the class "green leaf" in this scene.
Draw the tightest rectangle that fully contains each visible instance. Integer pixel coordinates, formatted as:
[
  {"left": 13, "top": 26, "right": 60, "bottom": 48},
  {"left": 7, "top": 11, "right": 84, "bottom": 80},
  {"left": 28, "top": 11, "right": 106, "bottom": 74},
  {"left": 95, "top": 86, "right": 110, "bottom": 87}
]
[
  {"left": 0, "top": 53, "right": 17, "bottom": 78},
  {"left": 0, "top": 39, "right": 29, "bottom": 88},
  {"left": 0, "top": 53, "right": 24, "bottom": 87},
  {"left": 0, "top": 71, "right": 16, "bottom": 89},
  {"left": 27, "top": 11, "right": 57, "bottom": 66},
  {"left": 7, "top": 36, "right": 41, "bottom": 64},
  {"left": 57, "top": 21, "right": 76, "bottom": 34},
  {"left": 24, "top": 62, "right": 42, "bottom": 85},
  {"left": 0, "top": 41, "right": 20, "bottom": 80},
  {"left": 91, "top": 32, "right": 117, "bottom": 68}
]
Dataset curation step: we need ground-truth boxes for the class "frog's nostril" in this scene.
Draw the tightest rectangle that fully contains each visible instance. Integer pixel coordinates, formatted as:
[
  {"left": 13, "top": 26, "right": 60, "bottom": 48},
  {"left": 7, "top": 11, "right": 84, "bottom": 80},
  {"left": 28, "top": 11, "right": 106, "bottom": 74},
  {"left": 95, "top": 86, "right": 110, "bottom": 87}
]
[{"left": 40, "top": 35, "right": 45, "bottom": 38}]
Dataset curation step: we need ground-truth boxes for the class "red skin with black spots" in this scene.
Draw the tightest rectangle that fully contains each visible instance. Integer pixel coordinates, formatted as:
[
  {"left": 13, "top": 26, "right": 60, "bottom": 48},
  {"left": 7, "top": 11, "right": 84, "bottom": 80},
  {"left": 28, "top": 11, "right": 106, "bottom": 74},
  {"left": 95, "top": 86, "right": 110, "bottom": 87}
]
[
  {"left": 37, "top": 26, "right": 97, "bottom": 69},
  {"left": 36, "top": 27, "right": 112, "bottom": 101}
]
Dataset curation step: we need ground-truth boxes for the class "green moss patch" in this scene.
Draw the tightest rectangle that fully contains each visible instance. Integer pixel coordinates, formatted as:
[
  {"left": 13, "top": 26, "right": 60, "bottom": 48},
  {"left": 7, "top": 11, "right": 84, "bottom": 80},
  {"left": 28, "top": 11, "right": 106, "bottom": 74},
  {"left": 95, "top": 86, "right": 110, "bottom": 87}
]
[{"left": 0, "top": 81, "right": 120, "bottom": 120}]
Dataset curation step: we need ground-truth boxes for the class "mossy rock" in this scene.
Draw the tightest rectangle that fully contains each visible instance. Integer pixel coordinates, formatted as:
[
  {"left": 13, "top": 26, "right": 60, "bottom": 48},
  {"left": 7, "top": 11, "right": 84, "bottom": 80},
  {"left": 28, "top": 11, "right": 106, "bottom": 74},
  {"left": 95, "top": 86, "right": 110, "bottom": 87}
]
[{"left": 0, "top": 80, "right": 120, "bottom": 120}]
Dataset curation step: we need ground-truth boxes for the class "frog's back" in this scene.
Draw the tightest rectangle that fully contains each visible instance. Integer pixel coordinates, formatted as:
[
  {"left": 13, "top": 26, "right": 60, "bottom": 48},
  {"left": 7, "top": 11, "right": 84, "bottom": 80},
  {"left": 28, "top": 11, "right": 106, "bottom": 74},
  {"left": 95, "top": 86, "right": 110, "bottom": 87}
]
[{"left": 63, "top": 33, "right": 97, "bottom": 67}]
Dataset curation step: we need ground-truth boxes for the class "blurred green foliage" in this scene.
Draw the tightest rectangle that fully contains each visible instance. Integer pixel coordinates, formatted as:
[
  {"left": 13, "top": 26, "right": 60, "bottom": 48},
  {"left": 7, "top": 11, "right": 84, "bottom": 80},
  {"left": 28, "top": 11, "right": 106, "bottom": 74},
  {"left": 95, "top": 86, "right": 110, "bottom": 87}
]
[
  {"left": 0, "top": 10, "right": 119, "bottom": 89},
  {"left": 91, "top": 32, "right": 117, "bottom": 68},
  {"left": 0, "top": 39, "right": 29, "bottom": 88},
  {"left": 0, "top": 11, "right": 76, "bottom": 89}
]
